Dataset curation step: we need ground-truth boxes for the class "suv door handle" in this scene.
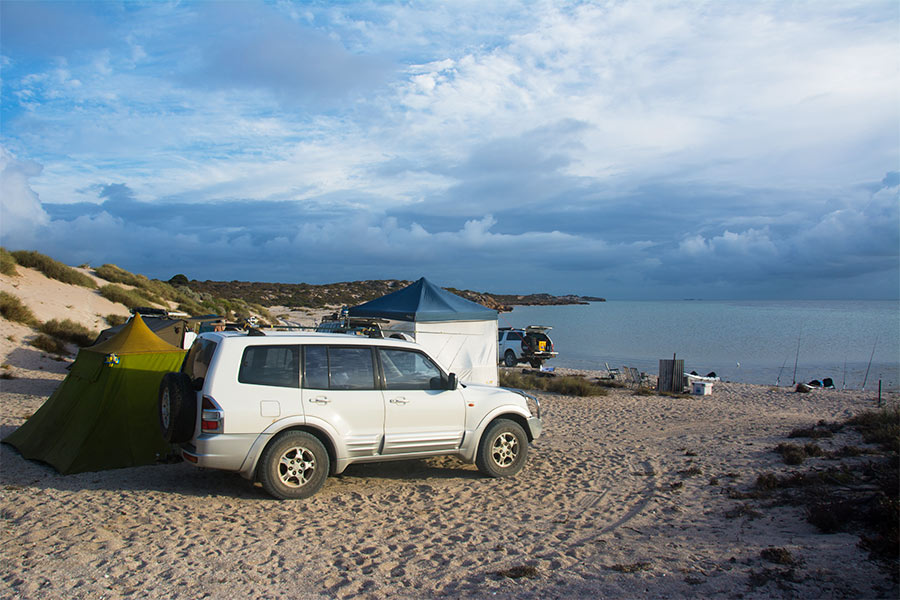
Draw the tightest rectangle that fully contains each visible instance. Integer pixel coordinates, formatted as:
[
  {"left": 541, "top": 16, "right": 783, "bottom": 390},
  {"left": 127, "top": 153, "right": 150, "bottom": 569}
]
[
  {"left": 309, "top": 396, "right": 330, "bottom": 404},
  {"left": 389, "top": 397, "right": 408, "bottom": 405}
]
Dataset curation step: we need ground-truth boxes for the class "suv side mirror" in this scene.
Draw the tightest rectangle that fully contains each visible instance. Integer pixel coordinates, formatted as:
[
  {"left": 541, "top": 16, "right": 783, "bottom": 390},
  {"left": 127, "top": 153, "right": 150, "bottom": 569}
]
[{"left": 447, "top": 373, "right": 458, "bottom": 390}]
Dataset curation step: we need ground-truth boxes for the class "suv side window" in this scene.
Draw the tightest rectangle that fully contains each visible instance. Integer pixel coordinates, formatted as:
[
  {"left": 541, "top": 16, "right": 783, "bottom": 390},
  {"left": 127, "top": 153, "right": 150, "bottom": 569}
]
[
  {"left": 183, "top": 338, "right": 218, "bottom": 380},
  {"left": 303, "top": 346, "right": 329, "bottom": 389},
  {"left": 238, "top": 345, "right": 300, "bottom": 388},
  {"left": 379, "top": 349, "right": 442, "bottom": 390},
  {"left": 302, "top": 346, "right": 377, "bottom": 390},
  {"left": 508, "top": 331, "right": 523, "bottom": 341}
]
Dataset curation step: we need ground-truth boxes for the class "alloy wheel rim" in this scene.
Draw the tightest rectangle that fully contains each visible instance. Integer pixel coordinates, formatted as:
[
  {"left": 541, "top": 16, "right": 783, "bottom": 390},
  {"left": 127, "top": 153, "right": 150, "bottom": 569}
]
[
  {"left": 490, "top": 432, "right": 519, "bottom": 468},
  {"left": 278, "top": 446, "right": 316, "bottom": 487}
]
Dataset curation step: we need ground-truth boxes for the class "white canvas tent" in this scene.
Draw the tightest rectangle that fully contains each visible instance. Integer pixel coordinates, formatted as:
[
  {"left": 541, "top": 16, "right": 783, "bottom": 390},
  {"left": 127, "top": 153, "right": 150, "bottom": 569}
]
[{"left": 348, "top": 278, "right": 499, "bottom": 386}]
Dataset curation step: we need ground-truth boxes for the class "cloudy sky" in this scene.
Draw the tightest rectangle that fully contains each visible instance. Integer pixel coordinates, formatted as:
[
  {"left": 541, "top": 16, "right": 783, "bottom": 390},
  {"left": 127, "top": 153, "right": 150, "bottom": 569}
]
[{"left": 1, "top": 1, "right": 897, "bottom": 299}]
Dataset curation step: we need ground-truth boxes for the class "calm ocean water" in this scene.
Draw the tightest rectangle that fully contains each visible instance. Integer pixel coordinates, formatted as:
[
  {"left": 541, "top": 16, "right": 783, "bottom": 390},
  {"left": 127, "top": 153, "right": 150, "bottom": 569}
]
[{"left": 499, "top": 300, "right": 900, "bottom": 391}]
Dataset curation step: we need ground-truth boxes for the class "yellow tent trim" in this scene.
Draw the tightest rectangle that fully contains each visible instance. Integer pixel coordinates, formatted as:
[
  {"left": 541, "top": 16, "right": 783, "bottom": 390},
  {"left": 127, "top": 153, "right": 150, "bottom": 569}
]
[{"left": 86, "top": 313, "right": 186, "bottom": 355}]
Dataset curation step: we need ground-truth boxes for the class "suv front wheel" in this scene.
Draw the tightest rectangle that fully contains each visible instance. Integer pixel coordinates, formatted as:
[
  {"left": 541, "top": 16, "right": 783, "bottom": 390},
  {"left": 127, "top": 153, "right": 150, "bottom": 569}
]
[
  {"left": 476, "top": 419, "right": 528, "bottom": 478},
  {"left": 258, "top": 431, "right": 330, "bottom": 499}
]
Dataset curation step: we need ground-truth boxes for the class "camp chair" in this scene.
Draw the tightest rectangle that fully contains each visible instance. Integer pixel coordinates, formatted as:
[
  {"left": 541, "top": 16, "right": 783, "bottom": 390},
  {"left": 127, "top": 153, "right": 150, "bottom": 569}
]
[
  {"left": 604, "top": 363, "right": 621, "bottom": 380},
  {"left": 625, "top": 367, "right": 647, "bottom": 389}
]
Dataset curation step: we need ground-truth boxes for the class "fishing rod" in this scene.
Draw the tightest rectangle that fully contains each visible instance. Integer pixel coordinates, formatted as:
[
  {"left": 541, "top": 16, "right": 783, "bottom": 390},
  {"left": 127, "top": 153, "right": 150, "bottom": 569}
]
[
  {"left": 841, "top": 357, "right": 847, "bottom": 391},
  {"left": 861, "top": 336, "right": 878, "bottom": 391},
  {"left": 775, "top": 355, "right": 788, "bottom": 386},
  {"left": 791, "top": 329, "right": 802, "bottom": 386}
]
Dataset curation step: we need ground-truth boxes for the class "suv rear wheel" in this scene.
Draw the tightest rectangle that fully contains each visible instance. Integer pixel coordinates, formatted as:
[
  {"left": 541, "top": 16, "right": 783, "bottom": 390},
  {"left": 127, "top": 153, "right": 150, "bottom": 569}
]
[
  {"left": 476, "top": 419, "right": 528, "bottom": 478},
  {"left": 504, "top": 350, "right": 517, "bottom": 367},
  {"left": 259, "top": 431, "right": 330, "bottom": 499}
]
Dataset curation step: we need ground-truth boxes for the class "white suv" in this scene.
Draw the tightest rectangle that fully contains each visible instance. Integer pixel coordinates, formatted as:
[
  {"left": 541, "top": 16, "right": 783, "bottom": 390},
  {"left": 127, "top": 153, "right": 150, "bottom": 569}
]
[
  {"left": 158, "top": 331, "right": 542, "bottom": 499},
  {"left": 498, "top": 326, "right": 557, "bottom": 368}
]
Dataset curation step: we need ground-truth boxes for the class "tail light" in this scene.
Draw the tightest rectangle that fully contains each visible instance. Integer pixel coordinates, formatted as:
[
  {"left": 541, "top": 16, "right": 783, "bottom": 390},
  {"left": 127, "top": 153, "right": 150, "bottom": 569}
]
[{"left": 201, "top": 396, "right": 224, "bottom": 434}]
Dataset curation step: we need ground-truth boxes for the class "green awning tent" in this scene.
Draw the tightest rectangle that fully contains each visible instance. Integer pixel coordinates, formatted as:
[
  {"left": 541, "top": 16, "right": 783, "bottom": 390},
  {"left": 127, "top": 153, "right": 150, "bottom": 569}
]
[{"left": 3, "top": 314, "right": 187, "bottom": 474}]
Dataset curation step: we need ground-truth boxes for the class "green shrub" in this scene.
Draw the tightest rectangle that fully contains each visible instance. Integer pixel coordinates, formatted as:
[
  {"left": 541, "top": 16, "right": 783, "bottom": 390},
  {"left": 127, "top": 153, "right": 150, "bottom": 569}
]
[
  {"left": 94, "top": 263, "right": 144, "bottom": 286},
  {"left": 39, "top": 319, "right": 98, "bottom": 347},
  {"left": 131, "top": 286, "right": 164, "bottom": 306},
  {"left": 30, "top": 334, "right": 69, "bottom": 355},
  {"left": 99, "top": 284, "right": 148, "bottom": 309},
  {"left": 177, "top": 299, "right": 205, "bottom": 316},
  {"left": 0, "top": 247, "right": 18, "bottom": 276},
  {"left": 105, "top": 314, "right": 128, "bottom": 327},
  {"left": 775, "top": 443, "right": 809, "bottom": 465},
  {"left": 0, "top": 291, "right": 38, "bottom": 325},
  {"left": 95, "top": 264, "right": 184, "bottom": 303},
  {"left": 499, "top": 371, "right": 609, "bottom": 397},
  {"left": 10, "top": 250, "right": 97, "bottom": 288},
  {"left": 848, "top": 407, "right": 900, "bottom": 453}
]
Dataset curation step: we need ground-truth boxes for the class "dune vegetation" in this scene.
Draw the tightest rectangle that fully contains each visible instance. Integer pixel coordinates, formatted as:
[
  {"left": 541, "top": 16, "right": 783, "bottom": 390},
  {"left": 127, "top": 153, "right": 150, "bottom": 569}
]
[{"left": 9, "top": 250, "right": 97, "bottom": 289}]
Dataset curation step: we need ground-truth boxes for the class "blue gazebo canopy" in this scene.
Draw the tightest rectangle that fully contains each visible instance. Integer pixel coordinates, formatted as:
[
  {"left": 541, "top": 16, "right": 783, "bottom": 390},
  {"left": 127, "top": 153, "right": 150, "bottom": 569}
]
[{"left": 348, "top": 278, "right": 497, "bottom": 323}]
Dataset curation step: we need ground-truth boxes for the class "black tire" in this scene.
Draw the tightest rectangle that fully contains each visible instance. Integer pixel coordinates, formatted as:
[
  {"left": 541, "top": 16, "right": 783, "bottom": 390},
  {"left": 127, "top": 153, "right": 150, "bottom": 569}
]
[
  {"left": 476, "top": 419, "right": 528, "bottom": 478},
  {"left": 530, "top": 359, "right": 542, "bottom": 369},
  {"left": 258, "top": 431, "right": 330, "bottom": 500},
  {"left": 504, "top": 351, "right": 517, "bottom": 367},
  {"left": 158, "top": 372, "right": 196, "bottom": 443}
]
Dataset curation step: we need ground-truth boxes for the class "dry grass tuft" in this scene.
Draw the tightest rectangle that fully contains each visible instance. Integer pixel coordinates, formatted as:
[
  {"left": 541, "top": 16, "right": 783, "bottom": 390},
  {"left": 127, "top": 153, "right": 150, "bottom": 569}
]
[
  {"left": 677, "top": 465, "right": 703, "bottom": 477},
  {"left": 848, "top": 407, "right": 900, "bottom": 453},
  {"left": 10, "top": 250, "right": 96, "bottom": 288},
  {"left": 0, "top": 247, "right": 18, "bottom": 276},
  {"left": 0, "top": 291, "right": 38, "bottom": 326},
  {"left": 99, "top": 284, "right": 151, "bottom": 309},
  {"left": 609, "top": 562, "right": 652, "bottom": 573},
  {"left": 30, "top": 334, "right": 69, "bottom": 356},
  {"left": 500, "top": 370, "right": 609, "bottom": 397},
  {"left": 740, "top": 409, "right": 900, "bottom": 568},
  {"left": 725, "top": 503, "right": 762, "bottom": 519},
  {"left": 774, "top": 442, "right": 824, "bottom": 465},
  {"left": 105, "top": 313, "right": 128, "bottom": 327},
  {"left": 493, "top": 564, "right": 539, "bottom": 579},
  {"left": 760, "top": 547, "right": 798, "bottom": 566},
  {"left": 39, "top": 319, "right": 97, "bottom": 347}
]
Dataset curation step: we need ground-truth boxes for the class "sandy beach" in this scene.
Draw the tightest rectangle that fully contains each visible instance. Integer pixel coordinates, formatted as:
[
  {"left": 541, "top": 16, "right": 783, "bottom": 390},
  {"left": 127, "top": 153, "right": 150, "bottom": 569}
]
[
  {"left": 1, "top": 267, "right": 897, "bottom": 598},
  {"left": 2, "top": 354, "right": 897, "bottom": 599}
]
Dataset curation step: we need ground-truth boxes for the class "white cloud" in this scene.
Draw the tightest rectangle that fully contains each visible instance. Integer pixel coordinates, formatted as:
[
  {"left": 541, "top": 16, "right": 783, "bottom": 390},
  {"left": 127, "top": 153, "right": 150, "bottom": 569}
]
[
  {"left": 0, "top": 1, "right": 896, "bottom": 298},
  {"left": 0, "top": 146, "right": 49, "bottom": 247}
]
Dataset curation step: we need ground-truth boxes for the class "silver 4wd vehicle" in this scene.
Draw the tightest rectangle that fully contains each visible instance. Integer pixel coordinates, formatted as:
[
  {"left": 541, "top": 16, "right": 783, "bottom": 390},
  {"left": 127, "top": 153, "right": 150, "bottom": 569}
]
[
  {"left": 158, "top": 331, "right": 542, "bottom": 499},
  {"left": 498, "top": 326, "right": 557, "bottom": 368}
]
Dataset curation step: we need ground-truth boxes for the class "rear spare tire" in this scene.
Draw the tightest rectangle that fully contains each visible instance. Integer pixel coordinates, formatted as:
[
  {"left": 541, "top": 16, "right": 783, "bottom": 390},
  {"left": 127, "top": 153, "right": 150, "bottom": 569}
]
[{"left": 158, "top": 372, "right": 197, "bottom": 443}]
